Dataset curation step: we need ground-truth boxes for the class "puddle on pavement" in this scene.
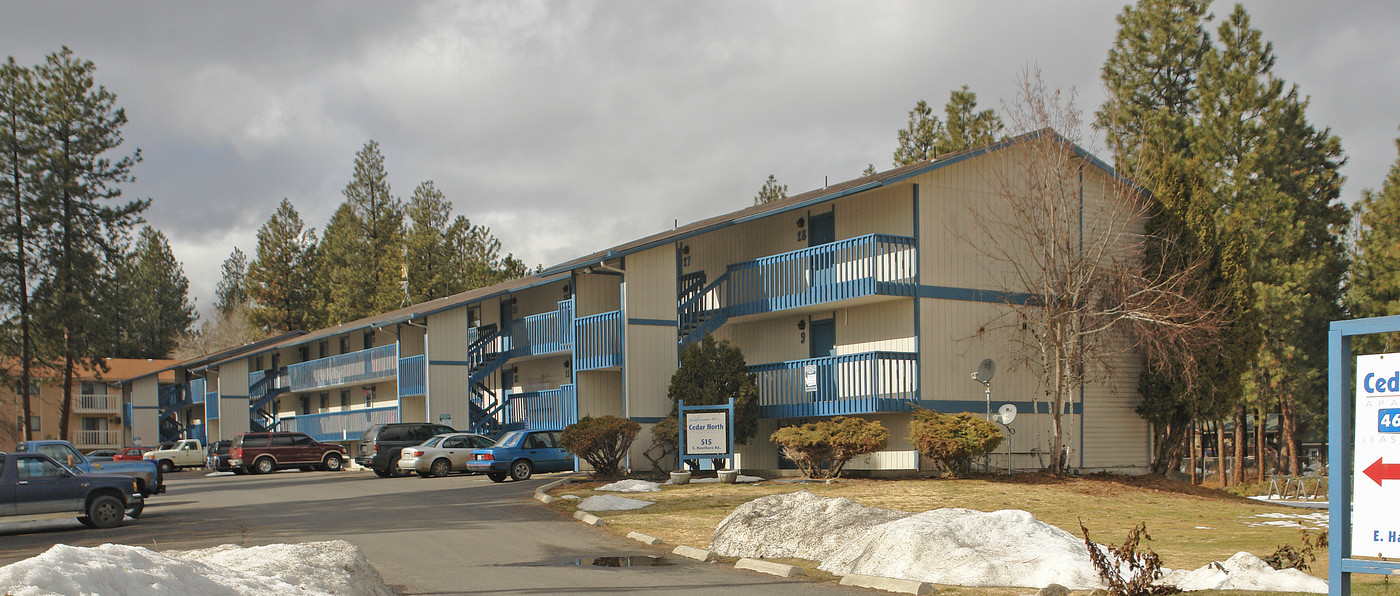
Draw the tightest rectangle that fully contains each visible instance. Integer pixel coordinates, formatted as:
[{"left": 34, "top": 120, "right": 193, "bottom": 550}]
[{"left": 506, "top": 555, "right": 675, "bottom": 568}]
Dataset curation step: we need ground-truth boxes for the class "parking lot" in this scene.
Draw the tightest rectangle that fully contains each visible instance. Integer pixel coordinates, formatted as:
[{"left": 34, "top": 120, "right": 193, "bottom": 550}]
[{"left": 0, "top": 467, "right": 865, "bottom": 595}]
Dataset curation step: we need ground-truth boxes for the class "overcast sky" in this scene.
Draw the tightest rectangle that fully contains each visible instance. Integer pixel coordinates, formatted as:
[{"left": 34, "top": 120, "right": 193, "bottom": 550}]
[{"left": 3, "top": 1, "right": 1397, "bottom": 319}]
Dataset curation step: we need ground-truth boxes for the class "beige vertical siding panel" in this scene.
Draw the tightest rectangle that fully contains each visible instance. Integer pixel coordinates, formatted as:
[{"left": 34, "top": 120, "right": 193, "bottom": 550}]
[
  {"left": 130, "top": 377, "right": 159, "bottom": 446},
  {"left": 576, "top": 271, "right": 621, "bottom": 316},
  {"left": 577, "top": 370, "right": 624, "bottom": 418},
  {"left": 836, "top": 301, "right": 915, "bottom": 355},
  {"left": 833, "top": 185, "right": 915, "bottom": 239},
  {"left": 515, "top": 356, "right": 570, "bottom": 392},
  {"left": 399, "top": 326, "right": 425, "bottom": 356},
  {"left": 515, "top": 281, "right": 571, "bottom": 318},
  {"left": 427, "top": 306, "right": 471, "bottom": 428},
  {"left": 623, "top": 246, "right": 679, "bottom": 465}
]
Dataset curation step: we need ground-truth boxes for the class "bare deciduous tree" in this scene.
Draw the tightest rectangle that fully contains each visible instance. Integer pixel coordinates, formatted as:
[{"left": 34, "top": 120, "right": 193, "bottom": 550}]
[{"left": 962, "top": 69, "right": 1222, "bottom": 474}]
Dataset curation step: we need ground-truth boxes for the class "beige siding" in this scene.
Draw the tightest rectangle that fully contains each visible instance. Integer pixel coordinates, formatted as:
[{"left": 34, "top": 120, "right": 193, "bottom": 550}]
[
  {"left": 130, "top": 376, "right": 160, "bottom": 446},
  {"left": 219, "top": 360, "right": 249, "bottom": 397},
  {"left": 398, "top": 325, "right": 425, "bottom": 356},
  {"left": 577, "top": 370, "right": 624, "bottom": 418},
  {"left": 513, "top": 356, "right": 570, "bottom": 393},
  {"left": 836, "top": 301, "right": 915, "bottom": 355},
  {"left": 576, "top": 270, "right": 621, "bottom": 316},
  {"left": 624, "top": 246, "right": 675, "bottom": 320},
  {"left": 715, "top": 315, "right": 807, "bottom": 366},
  {"left": 514, "top": 281, "right": 571, "bottom": 319},
  {"left": 833, "top": 184, "right": 915, "bottom": 239},
  {"left": 426, "top": 306, "right": 472, "bottom": 428}
]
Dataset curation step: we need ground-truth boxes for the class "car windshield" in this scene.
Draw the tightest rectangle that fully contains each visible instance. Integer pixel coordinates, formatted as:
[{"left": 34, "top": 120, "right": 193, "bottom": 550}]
[{"left": 420, "top": 436, "right": 445, "bottom": 448}]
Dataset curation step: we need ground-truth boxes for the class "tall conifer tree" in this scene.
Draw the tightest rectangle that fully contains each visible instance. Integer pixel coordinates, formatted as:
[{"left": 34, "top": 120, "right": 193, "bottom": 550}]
[
  {"left": 112, "top": 226, "right": 196, "bottom": 358},
  {"left": 246, "top": 199, "right": 318, "bottom": 333},
  {"left": 341, "top": 140, "right": 404, "bottom": 315},
  {"left": 1349, "top": 132, "right": 1400, "bottom": 352}
]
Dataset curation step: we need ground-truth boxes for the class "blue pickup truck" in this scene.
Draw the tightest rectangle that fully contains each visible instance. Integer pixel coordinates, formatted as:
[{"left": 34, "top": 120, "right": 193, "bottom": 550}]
[
  {"left": 0, "top": 451, "right": 142, "bottom": 528},
  {"left": 15, "top": 440, "right": 164, "bottom": 506}
]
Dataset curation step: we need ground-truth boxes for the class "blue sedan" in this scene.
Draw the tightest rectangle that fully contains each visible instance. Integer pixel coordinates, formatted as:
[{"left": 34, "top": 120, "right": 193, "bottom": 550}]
[{"left": 465, "top": 430, "right": 572, "bottom": 482}]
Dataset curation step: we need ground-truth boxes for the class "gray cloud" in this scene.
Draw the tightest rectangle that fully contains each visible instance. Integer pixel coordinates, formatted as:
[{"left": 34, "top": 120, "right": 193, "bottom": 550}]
[{"left": 1, "top": 0, "right": 1395, "bottom": 317}]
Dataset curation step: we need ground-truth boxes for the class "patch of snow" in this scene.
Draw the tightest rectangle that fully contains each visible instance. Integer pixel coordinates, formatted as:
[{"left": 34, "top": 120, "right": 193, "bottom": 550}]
[
  {"left": 597, "top": 479, "right": 662, "bottom": 493},
  {"left": 559, "top": 494, "right": 581, "bottom": 500},
  {"left": 205, "top": 471, "right": 235, "bottom": 477},
  {"left": 578, "top": 495, "right": 654, "bottom": 511},
  {"left": 1248, "top": 521, "right": 1308, "bottom": 529},
  {"left": 709, "top": 491, "right": 1328, "bottom": 592},
  {"left": 1195, "top": 526, "right": 1214, "bottom": 530},
  {"left": 1161, "top": 552, "right": 1327, "bottom": 593},
  {"left": 0, "top": 540, "right": 392, "bottom": 596}
]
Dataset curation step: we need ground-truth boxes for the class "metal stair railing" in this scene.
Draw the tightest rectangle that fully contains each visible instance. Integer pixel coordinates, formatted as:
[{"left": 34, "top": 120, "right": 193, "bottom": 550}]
[{"left": 678, "top": 271, "right": 728, "bottom": 344}]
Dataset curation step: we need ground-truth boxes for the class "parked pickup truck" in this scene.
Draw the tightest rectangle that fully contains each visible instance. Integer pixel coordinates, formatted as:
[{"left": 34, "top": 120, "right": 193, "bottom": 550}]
[
  {"left": 0, "top": 451, "right": 142, "bottom": 528},
  {"left": 144, "top": 438, "right": 205, "bottom": 473},
  {"left": 15, "top": 440, "right": 165, "bottom": 499}
]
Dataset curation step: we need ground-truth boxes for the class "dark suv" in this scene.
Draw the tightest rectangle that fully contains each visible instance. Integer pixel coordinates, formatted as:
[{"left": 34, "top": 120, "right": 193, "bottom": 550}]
[
  {"left": 205, "top": 440, "right": 236, "bottom": 474},
  {"left": 356, "top": 423, "right": 455, "bottom": 477},
  {"left": 230, "top": 432, "right": 346, "bottom": 475}
]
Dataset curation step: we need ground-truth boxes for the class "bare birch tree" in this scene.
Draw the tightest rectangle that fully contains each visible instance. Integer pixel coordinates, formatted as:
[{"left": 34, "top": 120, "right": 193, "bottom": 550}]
[{"left": 964, "top": 69, "right": 1221, "bottom": 474}]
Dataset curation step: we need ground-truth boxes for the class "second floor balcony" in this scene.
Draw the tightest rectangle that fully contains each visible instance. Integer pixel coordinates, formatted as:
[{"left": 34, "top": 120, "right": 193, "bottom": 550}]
[
  {"left": 750, "top": 350, "right": 918, "bottom": 418},
  {"left": 70, "top": 429, "right": 122, "bottom": 450},
  {"left": 681, "top": 234, "right": 917, "bottom": 341},
  {"left": 398, "top": 354, "right": 426, "bottom": 397},
  {"left": 286, "top": 344, "right": 398, "bottom": 393},
  {"left": 73, "top": 392, "right": 122, "bottom": 414},
  {"left": 573, "top": 310, "right": 622, "bottom": 371},
  {"left": 281, "top": 405, "right": 399, "bottom": 443}
]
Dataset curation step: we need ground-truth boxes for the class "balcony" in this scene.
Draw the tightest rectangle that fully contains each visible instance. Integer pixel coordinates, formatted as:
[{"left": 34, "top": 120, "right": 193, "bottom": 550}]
[
  {"left": 286, "top": 344, "right": 398, "bottom": 393},
  {"left": 681, "top": 234, "right": 917, "bottom": 342},
  {"left": 280, "top": 405, "right": 399, "bottom": 443},
  {"left": 498, "top": 384, "right": 576, "bottom": 432},
  {"left": 750, "top": 351, "right": 918, "bottom": 418},
  {"left": 574, "top": 310, "right": 622, "bottom": 371},
  {"left": 73, "top": 393, "right": 122, "bottom": 414},
  {"left": 71, "top": 429, "right": 122, "bottom": 450},
  {"left": 509, "top": 299, "right": 574, "bottom": 359},
  {"left": 184, "top": 423, "right": 206, "bottom": 443},
  {"left": 207, "top": 390, "right": 220, "bottom": 419},
  {"left": 398, "top": 354, "right": 426, "bottom": 397}
]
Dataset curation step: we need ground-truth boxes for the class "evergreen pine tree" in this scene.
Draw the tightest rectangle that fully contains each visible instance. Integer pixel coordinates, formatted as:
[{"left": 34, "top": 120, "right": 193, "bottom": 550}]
[
  {"left": 405, "top": 181, "right": 456, "bottom": 302},
  {"left": 214, "top": 247, "right": 249, "bottom": 316},
  {"left": 317, "top": 202, "right": 367, "bottom": 326},
  {"left": 341, "top": 140, "right": 404, "bottom": 315},
  {"left": 893, "top": 99, "right": 939, "bottom": 165},
  {"left": 114, "top": 226, "right": 196, "bottom": 358},
  {"left": 753, "top": 174, "right": 787, "bottom": 205},
  {"left": 936, "top": 85, "right": 1003, "bottom": 155},
  {"left": 1349, "top": 131, "right": 1400, "bottom": 352},
  {"left": 246, "top": 199, "right": 318, "bottom": 333},
  {"left": 0, "top": 56, "right": 45, "bottom": 441}
]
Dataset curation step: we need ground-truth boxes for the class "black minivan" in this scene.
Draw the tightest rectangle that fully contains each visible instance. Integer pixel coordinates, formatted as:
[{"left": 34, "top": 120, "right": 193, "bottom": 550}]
[{"left": 356, "top": 423, "right": 455, "bottom": 477}]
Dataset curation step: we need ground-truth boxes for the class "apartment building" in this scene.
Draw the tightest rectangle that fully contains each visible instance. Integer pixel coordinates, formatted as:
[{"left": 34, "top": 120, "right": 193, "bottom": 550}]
[{"left": 131, "top": 131, "right": 1153, "bottom": 474}]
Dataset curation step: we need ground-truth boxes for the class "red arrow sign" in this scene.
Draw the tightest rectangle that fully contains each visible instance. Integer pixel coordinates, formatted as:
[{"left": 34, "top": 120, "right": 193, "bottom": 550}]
[{"left": 1363, "top": 458, "right": 1400, "bottom": 486}]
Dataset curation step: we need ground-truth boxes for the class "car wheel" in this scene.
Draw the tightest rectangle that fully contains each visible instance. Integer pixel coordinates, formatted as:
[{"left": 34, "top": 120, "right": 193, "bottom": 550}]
[
  {"left": 388, "top": 458, "right": 407, "bottom": 477},
  {"left": 157, "top": 459, "right": 175, "bottom": 474},
  {"left": 487, "top": 472, "right": 507, "bottom": 483},
  {"left": 126, "top": 499, "right": 144, "bottom": 519},
  {"left": 254, "top": 457, "right": 276, "bottom": 475},
  {"left": 430, "top": 459, "right": 451, "bottom": 478},
  {"left": 373, "top": 467, "right": 393, "bottom": 478},
  {"left": 87, "top": 495, "right": 125, "bottom": 529},
  {"left": 77, "top": 515, "right": 97, "bottom": 528},
  {"left": 510, "top": 460, "right": 533, "bottom": 482},
  {"left": 323, "top": 453, "right": 344, "bottom": 471}
]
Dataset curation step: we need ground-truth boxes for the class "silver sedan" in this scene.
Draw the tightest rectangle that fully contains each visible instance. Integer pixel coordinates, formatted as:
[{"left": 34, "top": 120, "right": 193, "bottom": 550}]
[{"left": 399, "top": 433, "right": 495, "bottom": 478}]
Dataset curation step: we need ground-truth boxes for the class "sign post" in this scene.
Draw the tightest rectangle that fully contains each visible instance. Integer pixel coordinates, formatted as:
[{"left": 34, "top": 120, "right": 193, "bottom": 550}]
[
  {"left": 678, "top": 398, "right": 736, "bottom": 470},
  {"left": 1329, "top": 315, "right": 1400, "bottom": 596}
]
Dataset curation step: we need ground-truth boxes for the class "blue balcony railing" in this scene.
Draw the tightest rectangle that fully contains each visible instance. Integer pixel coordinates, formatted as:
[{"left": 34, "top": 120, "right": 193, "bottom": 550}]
[
  {"left": 207, "top": 390, "right": 220, "bottom": 419},
  {"left": 123, "top": 403, "right": 133, "bottom": 428},
  {"left": 498, "top": 384, "right": 576, "bottom": 432},
  {"left": 287, "top": 344, "right": 398, "bottom": 393},
  {"left": 185, "top": 423, "right": 206, "bottom": 444},
  {"left": 510, "top": 299, "right": 574, "bottom": 358},
  {"left": 190, "top": 378, "right": 207, "bottom": 404},
  {"left": 280, "top": 405, "right": 399, "bottom": 443},
  {"left": 158, "top": 384, "right": 183, "bottom": 409},
  {"left": 750, "top": 351, "right": 918, "bottom": 418},
  {"left": 728, "top": 234, "right": 917, "bottom": 317},
  {"left": 574, "top": 310, "right": 622, "bottom": 371},
  {"left": 398, "top": 354, "right": 426, "bottom": 397}
]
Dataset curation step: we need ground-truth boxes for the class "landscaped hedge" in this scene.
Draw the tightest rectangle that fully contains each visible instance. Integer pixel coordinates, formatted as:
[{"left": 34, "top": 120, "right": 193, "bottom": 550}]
[
  {"left": 907, "top": 408, "right": 1004, "bottom": 475},
  {"left": 769, "top": 416, "right": 888, "bottom": 479},
  {"left": 560, "top": 415, "right": 641, "bottom": 478}
]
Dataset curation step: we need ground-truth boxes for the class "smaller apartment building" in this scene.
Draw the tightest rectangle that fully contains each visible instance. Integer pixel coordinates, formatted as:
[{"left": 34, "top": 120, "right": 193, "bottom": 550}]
[
  {"left": 2, "top": 358, "right": 176, "bottom": 451},
  {"left": 131, "top": 131, "right": 1154, "bottom": 474}
]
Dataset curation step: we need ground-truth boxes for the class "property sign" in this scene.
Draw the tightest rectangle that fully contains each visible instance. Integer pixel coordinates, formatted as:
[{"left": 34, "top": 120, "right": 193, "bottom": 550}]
[
  {"left": 438, "top": 413, "right": 452, "bottom": 425},
  {"left": 684, "top": 412, "right": 729, "bottom": 456},
  {"left": 1353, "top": 353, "right": 1400, "bottom": 559},
  {"left": 804, "top": 364, "right": 818, "bottom": 393}
]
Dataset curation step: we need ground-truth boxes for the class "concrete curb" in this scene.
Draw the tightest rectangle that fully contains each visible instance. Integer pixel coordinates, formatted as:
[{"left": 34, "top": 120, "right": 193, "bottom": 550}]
[
  {"left": 627, "top": 531, "right": 663, "bottom": 545},
  {"left": 572, "top": 511, "right": 605, "bottom": 526},
  {"left": 735, "top": 558, "right": 803, "bottom": 578},
  {"left": 534, "top": 476, "right": 576, "bottom": 499},
  {"left": 672, "top": 545, "right": 715, "bottom": 562},
  {"left": 535, "top": 493, "right": 556, "bottom": 503},
  {"left": 840, "top": 574, "right": 935, "bottom": 594}
]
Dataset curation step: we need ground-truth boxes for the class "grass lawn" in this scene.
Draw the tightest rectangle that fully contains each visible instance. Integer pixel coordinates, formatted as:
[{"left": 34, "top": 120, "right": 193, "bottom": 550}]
[{"left": 547, "top": 473, "right": 1391, "bottom": 595}]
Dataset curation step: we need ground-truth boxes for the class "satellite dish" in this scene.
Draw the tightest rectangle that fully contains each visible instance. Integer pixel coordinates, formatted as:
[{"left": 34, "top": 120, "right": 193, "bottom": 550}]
[
  {"left": 973, "top": 358, "right": 996, "bottom": 383},
  {"left": 998, "top": 403, "right": 1018, "bottom": 425}
]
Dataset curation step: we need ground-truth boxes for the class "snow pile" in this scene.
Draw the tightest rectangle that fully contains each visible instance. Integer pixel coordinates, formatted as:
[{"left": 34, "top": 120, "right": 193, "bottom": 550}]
[
  {"left": 1243, "top": 511, "right": 1328, "bottom": 529},
  {"left": 597, "top": 479, "right": 662, "bottom": 492},
  {"left": 821, "top": 508, "right": 1104, "bottom": 589},
  {"left": 709, "top": 492, "right": 1328, "bottom": 592},
  {"left": 578, "top": 495, "right": 654, "bottom": 511},
  {"left": 0, "top": 540, "right": 391, "bottom": 596},
  {"left": 1162, "top": 552, "right": 1327, "bottom": 593}
]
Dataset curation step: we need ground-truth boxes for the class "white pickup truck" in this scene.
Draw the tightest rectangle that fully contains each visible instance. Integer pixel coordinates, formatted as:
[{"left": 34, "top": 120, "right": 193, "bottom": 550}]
[{"left": 144, "top": 439, "right": 205, "bottom": 473}]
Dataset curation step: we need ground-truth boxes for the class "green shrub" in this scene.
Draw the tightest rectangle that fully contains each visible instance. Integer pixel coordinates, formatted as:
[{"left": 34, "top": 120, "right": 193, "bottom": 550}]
[
  {"left": 559, "top": 415, "right": 641, "bottom": 478},
  {"left": 907, "top": 408, "right": 1004, "bottom": 475},
  {"left": 667, "top": 335, "right": 760, "bottom": 445},
  {"left": 770, "top": 417, "right": 888, "bottom": 479}
]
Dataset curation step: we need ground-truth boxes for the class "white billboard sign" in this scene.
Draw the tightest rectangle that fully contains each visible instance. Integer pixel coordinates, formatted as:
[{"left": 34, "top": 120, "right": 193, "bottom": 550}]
[
  {"left": 684, "top": 412, "right": 728, "bottom": 456},
  {"left": 1353, "top": 353, "right": 1400, "bottom": 559}
]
